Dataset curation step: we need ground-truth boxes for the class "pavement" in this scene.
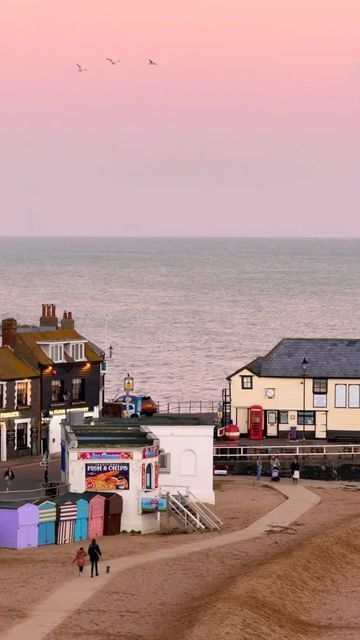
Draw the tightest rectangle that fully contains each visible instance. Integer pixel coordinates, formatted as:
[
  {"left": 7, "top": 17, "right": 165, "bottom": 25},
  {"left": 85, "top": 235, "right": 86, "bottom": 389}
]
[
  {"left": 1, "top": 481, "right": 321, "bottom": 640},
  {"left": 0, "top": 456, "right": 61, "bottom": 493}
]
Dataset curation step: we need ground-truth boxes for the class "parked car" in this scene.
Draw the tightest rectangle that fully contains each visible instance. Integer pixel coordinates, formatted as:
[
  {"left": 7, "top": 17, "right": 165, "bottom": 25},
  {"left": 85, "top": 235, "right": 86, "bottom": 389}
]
[{"left": 104, "top": 394, "right": 158, "bottom": 417}]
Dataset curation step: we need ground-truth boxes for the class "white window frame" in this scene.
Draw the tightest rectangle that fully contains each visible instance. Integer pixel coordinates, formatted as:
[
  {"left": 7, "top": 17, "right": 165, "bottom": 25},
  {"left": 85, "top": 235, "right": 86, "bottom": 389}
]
[
  {"left": 348, "top": 384, "right": 360, "bottom": 408},
  {"left": 50, "top": 344, "right": 64, "bottom": 363},
  {"left": 15, "top": 380, "right": 31, "bottom": 408},
  {"left": 14, "top": 418, "right": 31, "bottom": 450},
  {"left": 0, "top": 382, "right": 6, "bottom": 409},
  {"left": 159, "top": 450, "right": 171, "bottom": 474},
  {"left": 71, "top": 343, "right": 85, "bottom": 361},
  {"left": 335, "top": 384, "right": 346, "bottom": 408}
]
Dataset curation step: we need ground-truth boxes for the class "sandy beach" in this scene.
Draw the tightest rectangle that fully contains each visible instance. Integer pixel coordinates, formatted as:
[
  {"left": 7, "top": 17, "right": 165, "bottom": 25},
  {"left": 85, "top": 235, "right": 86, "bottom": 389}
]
[{"left": 2, "top": 478, "right": 360, "bottom": 639}]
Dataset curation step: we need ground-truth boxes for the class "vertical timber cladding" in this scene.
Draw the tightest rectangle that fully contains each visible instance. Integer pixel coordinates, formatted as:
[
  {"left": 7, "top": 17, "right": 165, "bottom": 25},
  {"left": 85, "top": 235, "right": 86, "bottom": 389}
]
[{"left": 42, "top": 363, "right": 102, "bottom": 412}]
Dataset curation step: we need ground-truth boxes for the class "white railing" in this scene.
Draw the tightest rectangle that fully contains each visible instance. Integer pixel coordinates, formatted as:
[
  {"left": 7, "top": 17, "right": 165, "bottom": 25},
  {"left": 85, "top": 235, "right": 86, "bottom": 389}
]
[
  {"left": 0, "top": 483, "right": 69, "bottom": 502},
  {"left": 157, "top": 400, "right": 219, "bottom": 415},
  {"left": 213, "top": 443, "right": 360, "bottom": 459}
]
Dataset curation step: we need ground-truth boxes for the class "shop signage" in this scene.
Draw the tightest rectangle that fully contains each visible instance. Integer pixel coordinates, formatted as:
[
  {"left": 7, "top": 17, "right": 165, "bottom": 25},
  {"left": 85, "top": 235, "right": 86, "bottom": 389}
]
[
  {"left": 49, "top": 406, "right": 89, "bottom": 416},
  {"left": 154, "top": 461, "right": 159, "bottom": 488},
  {"left": 85, "top": 462, "right": 130, "bottom": 491},
  {"left": 141, "top": 463, "right": 146, "bottom": 489},
  {"left": 142, "top": 445, "right": 159, "bottom": 459},
  {"left": 0, "top": 411, "right": 19, "bottom": 419},
  {"left": 78, "top": 451, "right": 133, "bottom": 460},
  {"left": 140, "top": 497, "right": 159, "bottom": 512}
]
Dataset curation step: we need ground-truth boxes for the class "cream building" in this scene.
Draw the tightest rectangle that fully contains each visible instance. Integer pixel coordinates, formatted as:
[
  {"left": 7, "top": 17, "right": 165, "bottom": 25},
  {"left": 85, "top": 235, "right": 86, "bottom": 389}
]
[{"left": 228, "top": 338, "right": 360, "bottom": 441}]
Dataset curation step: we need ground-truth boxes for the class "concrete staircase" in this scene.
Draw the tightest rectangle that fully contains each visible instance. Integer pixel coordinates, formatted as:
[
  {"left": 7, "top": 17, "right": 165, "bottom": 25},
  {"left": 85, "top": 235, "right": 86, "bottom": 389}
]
[{"left": 163, "top": 489, "right": 222, "bottom": 533}]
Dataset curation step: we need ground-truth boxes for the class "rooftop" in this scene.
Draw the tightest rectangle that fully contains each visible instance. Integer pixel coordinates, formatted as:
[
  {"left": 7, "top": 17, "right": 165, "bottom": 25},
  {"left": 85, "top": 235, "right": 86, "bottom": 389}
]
[
  {"left": 0, "top": 346, "right": 38, "bottom": 380},
  {"left": 228, "top": 338, "right": 360, "bottom": 379},
  {"left": 69, "top": 423, "right": 159, "bottom": 448},
  {"left": 14, "top": 329, "right": 103, "bottom": 366}
]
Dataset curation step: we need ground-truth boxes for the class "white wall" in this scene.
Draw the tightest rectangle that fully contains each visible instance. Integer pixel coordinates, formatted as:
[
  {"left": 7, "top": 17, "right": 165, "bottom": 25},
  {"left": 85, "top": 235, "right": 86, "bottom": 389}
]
[
  {"left": 150, "top": 424, "right": 215, "bottom": 504},
  {"left": 49, "top": 409, "right": 98, "bottom": 454}
]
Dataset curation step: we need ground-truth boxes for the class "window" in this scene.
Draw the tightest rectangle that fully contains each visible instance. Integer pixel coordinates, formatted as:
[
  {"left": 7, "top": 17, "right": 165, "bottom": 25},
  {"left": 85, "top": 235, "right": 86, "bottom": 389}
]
[
  {"left": 51, "top": 379, "right": 64, "bottom": 403},
  {"left": 16, "top": 381, "right": 30, "bottom": 407},
  {"left": 72, "top": 378, "right": 85, "bottom": 401},
  {"left": 71, "top": 343, "right": 84, "bottom": 361},
  {"left": 241, "top": 376, "right": 253, "bottom": 389},
  {"left": 313, "top": 379, "right": 327, "bottom": 394},
  {"left": 335, "top": 384, "right": 346, "bottom": 408},
  {"left": 159, "top": 451, "right": 171, "bottom": 473},
  {"left": 349, "top": 385, "right": 360, "bottom": 408},
  {"left": 297, "top": 411, "right": 315, "bottom": 425},
  {"left": 145, "top": 463, "right": 153, "bottom": 489},
  {"left": 0, "top": 382, "right": 6, "bottom": 409},
  {"left": 267, "top": 411, "right": 277, "bottom": 424},
  {"left": 279, "top": 411, "right": 289, "bottom": 424},
  {"left": 15, "top": 420, "right": 30, "bottom": 449},
  {"left": 50, "top": 344, "right": 64, "bottom": 362}
]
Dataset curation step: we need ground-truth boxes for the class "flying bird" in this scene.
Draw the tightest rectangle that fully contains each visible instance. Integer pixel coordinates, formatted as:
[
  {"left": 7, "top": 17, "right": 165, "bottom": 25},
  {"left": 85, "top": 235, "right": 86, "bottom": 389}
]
[
  {"left": 148, "top": 59, "right": 158, "bottom": 65},
  {"left": 76, "top": 64, "right": 87, "bottom": 72},
  {"left": 105, "top": 58, "right": 120, "bottom": 65}
]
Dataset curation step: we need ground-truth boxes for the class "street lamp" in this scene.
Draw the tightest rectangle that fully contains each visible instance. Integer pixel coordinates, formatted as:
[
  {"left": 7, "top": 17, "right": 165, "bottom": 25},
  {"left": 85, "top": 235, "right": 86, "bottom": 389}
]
[{"left": 302, "top": 358, "right": 308, "bottom": 440}]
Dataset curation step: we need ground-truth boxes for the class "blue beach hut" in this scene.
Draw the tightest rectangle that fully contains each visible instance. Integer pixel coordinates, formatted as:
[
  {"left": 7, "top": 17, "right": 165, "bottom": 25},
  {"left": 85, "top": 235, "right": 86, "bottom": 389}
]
[
  {"left": 37, "top": 500, "right": 56, "bottom": 545},
  {"left": 59, "top": 493, "right": 89, "bottom": 542}
]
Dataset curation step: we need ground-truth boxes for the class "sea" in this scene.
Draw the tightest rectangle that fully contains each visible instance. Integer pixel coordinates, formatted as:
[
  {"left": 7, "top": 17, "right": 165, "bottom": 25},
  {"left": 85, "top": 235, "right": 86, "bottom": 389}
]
[{"left": 1, "top": 237, "right": 360, "bottom": 403}]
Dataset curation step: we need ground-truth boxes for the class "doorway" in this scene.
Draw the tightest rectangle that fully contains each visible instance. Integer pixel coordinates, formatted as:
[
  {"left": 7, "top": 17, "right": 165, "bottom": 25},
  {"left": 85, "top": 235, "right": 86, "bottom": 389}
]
[{"left": 265, "top": 410, "right": 278, "bottom": 437}]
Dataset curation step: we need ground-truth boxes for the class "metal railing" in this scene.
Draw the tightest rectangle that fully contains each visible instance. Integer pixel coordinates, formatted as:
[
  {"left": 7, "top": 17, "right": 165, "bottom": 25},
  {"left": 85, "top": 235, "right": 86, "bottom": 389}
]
[
  {"left": 0, "top": 483, "right": 69, "bottom": 502},
  {"left": 160, "top": 485, "right": 222, "bottom": 532},
  {"left": 213, "top": 443, "right": 360, "bottom": 460},
  {"left": 156, "top": 400, "right": 219, "bottom": 414}
]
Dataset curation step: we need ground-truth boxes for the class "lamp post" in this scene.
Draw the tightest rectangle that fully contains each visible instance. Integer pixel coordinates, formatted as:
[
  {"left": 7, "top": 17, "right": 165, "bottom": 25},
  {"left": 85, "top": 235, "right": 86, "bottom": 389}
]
[{"left": 302, "top": 358, "right": 308, "bottom": 440}]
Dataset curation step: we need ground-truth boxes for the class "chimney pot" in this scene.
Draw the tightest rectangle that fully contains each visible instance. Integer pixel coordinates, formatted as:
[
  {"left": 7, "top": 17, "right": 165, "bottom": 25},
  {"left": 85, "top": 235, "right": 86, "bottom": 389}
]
[
  {"left": 42, "top": 304, "right": 46, "bottom": 316},
  {"left": 2, "top": 318, "right": 17, "bottom": 348}
]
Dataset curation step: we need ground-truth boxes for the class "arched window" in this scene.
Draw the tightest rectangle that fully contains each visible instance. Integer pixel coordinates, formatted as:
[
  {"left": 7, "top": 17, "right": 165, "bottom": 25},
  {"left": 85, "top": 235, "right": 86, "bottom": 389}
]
[
  {"left": 146, "top": 463, "right": 153, "bottom": 489},
  {"left": 180, "top": 449, "right": 196, "bottom": 476}
]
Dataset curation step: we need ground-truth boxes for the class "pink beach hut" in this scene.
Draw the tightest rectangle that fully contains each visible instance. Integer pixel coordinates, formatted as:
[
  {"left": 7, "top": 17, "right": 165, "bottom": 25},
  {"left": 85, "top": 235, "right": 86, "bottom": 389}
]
[
  {"left": 85, "top": 493, "right": 105, "bottom": 538},
  {"left": 0, "top": 501, "right": 39, "bottom": 549}
]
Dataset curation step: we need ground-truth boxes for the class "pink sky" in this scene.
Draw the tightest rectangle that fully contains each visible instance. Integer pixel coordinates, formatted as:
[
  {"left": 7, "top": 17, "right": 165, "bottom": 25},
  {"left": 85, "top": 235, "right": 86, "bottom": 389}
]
[{"left": 1, "top": 0, "right": 360, "bottom": 236}]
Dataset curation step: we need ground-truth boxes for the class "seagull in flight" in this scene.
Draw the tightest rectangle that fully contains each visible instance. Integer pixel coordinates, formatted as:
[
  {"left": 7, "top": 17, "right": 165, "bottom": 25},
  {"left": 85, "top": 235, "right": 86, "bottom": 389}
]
[
  {"left": 76, "top": 64, "right": 87, "bottom": 72},
  {"left": 148, "top": 59, "right": 158, "bottom": 65},
  {"left": 105, "top": 58, "right": 120, "bottom": 65}
]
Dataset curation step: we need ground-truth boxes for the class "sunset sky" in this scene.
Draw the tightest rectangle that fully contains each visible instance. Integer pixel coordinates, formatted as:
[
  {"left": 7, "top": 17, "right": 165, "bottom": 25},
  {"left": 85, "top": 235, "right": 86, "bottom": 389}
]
[{"left": 1, "top": 0, "right": 360, "bottom": 236}]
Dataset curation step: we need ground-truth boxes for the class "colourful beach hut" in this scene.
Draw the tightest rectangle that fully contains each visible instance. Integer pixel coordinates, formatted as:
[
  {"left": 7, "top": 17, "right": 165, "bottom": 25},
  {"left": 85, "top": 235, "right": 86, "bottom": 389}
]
[
  {"left": 55, "top": 496, "right": 77, "bottom": 544},
  {"left": 85, "top": 493, "right": 105, "bottom": 538},
  {"left": 37, "top": 500, "right": 56, "bottom": 545},
  {"left": 100, "top": 493, "right": 123, "bottom": 536},
  {"left": 74, "top": 497, "right": 89, "bottom": 541},
  {"left": 0, "top": 501, "right": 39, "bottom": 549}
]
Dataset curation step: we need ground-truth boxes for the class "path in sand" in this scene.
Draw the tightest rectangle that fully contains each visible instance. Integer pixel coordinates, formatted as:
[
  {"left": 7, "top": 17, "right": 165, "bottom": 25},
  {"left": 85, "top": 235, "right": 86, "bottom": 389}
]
[{"left": 2, "top": 482, "right": 320, "bottom": 640}]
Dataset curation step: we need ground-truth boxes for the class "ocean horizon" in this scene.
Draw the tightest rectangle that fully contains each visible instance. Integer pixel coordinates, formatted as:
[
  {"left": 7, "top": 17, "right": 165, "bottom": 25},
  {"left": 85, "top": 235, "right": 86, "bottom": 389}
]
[{"left": 1, "top": 236, "right": 360, "bottom": 402}]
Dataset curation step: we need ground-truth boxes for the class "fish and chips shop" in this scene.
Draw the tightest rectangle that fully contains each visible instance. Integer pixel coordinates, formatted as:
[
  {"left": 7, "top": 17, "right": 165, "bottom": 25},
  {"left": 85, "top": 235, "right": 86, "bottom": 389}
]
[{"left": 61, "top": 420, "right": 160, "bottom": 533}]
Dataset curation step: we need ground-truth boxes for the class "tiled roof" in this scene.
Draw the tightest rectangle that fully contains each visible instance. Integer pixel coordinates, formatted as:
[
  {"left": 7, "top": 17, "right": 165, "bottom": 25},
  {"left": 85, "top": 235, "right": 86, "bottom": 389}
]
[
  {"left": 0, "top": 346, "right": 38, "bottom": 380},
  {"left": 14, "top": 329, "right": 103, "bottom": 366},
  {"left": 228, "top": 338, "right": 360, "bottom": 378}
]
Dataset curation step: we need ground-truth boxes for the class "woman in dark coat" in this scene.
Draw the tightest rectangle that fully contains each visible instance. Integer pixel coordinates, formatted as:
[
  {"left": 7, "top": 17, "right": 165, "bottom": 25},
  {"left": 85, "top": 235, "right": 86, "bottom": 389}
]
[{"left": 88, "top": 539, "right": 102, "bottom": 577}]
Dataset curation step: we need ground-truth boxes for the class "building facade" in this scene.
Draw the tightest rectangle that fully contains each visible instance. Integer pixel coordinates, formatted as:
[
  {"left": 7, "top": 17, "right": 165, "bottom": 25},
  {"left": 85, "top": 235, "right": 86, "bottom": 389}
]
[
  {"left": 2, "top": 305, "right": 105, "bottom": 454},
  {"left": 0, "top": 346, "right": 40, "bottom": 460},
  {"left": 228, "top": 338, "right": 360, "bottom": 441}
]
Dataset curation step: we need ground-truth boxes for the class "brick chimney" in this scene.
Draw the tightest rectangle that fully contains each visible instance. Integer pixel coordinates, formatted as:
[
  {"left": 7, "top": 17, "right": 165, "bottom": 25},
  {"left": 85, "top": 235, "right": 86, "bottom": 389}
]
[
  {"left": 40, "top": 303, "right": 58, "bottom": 329},
  {"left": 60, "top": 310, "right": 75, "bottom": 330},
  {"left": 2, "top": 318, "right": 17, "bottom": 347}
]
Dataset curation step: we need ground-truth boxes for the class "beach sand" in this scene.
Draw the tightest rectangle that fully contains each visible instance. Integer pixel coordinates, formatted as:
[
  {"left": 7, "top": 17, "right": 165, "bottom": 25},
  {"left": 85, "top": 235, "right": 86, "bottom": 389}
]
[{"left": 2, "top": 479, "right": 360, "bottom": 639}]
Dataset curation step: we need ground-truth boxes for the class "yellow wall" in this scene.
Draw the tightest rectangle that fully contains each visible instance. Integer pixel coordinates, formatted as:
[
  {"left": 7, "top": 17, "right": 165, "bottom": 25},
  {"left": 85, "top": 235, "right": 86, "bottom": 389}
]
[{"left": 230, "top": 370, "right": 360, "bottom": 436}]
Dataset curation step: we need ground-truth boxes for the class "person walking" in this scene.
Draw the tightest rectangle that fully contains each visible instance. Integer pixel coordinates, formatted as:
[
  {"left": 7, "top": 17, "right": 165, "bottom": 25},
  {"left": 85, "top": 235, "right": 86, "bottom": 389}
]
[
  {"left": 88, "top": 539, "right": 101, "bottom": 577},
  {"left": 256, "top": 456, "right": 262, "bottom": 481},
  {"left": 4, "top": 467, "right": 15, "bottom": 491},
  {"left": 72, "top": 547, "right": 87, "bottom": 575},
  {"left": 291, "top": 458, "right": 300, "bottom": 484}
]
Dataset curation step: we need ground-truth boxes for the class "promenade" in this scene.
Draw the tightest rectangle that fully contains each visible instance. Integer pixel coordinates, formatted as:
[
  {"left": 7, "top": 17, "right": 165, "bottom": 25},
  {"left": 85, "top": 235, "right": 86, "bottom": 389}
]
[{"left": 2, "top": 482, "right": 320, "bottom": 640}]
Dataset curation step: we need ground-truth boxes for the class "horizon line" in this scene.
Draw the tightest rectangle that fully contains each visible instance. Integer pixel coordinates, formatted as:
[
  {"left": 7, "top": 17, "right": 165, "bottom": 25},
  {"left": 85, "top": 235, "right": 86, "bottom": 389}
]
[{"left": 0, "top": 235, "right": 360, "bottom": 240}]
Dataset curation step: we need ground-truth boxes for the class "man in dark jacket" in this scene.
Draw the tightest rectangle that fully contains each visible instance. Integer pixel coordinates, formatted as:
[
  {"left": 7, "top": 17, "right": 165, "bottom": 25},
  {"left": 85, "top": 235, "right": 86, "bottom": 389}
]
[{"left": 88, "top": 539, "right": 101, "bottom": 577}]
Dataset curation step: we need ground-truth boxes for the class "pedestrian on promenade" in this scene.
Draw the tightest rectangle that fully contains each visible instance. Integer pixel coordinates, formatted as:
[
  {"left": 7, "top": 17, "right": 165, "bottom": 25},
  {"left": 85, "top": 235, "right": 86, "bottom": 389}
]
[
  {"left": 256, "top": 456, "right": 262, "bottom": 481},
  {"left": 4, "top": 467, "right": 15, "bottom": 491},
  {"left": 72, "top": 547, "right": 87, "bottom": 575},
  {"left": 88, "top": 539, "right": 101, "bottom": 577},
  {"left": 291, "top": 458, "right": 300, "bottom": 484}
]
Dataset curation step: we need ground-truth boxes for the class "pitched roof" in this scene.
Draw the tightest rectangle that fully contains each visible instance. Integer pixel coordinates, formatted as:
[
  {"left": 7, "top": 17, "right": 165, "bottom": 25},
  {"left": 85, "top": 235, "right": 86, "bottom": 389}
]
[
  {"left": 14, "top": 329, "right": 103, "bottom": 366},
  {"left": 0, "top": 346, "right": 38, "bottom": 380},
  {"left": 228, "top": 338, "right": 360, "bottom": 379}
]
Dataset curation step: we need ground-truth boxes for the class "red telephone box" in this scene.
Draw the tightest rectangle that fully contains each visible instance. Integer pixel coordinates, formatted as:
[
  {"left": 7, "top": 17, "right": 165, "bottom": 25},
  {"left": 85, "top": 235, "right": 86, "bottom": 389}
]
[{"left": 248, "top": 405, "right": 263, "bottom": 439}]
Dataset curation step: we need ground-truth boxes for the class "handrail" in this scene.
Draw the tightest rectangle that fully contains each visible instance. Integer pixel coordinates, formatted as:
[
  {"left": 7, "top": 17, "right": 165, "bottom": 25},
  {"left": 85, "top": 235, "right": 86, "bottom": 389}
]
[
  {"left": 157, "top": 400, "right": 219, "bottom": 415},
  {"left": 0, "top": 483, "right": 69, "bottom": 502},
  {"left": 187, "top": 490, "right": 223, "bottom": 529},
  {"left": 213, "top": 443, "right": 360, "bottom": 459},
  {"left": 169, "top": 494, "right": 206, "bottom": 531}
]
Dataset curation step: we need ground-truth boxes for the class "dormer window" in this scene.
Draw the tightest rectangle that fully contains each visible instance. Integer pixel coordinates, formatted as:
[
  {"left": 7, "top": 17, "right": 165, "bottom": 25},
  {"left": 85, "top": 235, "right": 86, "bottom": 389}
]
[
  {"left": 50, "top": 344, "right": 64, "bottom": 362},
  {"left": 71, "top": 343, "right": 85, "bottom": 361}
]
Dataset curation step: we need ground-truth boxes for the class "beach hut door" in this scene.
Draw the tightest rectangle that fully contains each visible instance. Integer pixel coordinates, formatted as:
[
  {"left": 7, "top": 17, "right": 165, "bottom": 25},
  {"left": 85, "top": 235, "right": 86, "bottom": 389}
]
[{"left": 18, "top": 525, "right": 35, "bottom": 548}]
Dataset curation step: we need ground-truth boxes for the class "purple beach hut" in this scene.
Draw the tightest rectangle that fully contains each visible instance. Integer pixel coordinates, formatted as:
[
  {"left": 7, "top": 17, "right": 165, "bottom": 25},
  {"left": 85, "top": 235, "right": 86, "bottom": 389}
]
[{"left": 0, "top": 501, "right": 39, "bottom": 549}]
